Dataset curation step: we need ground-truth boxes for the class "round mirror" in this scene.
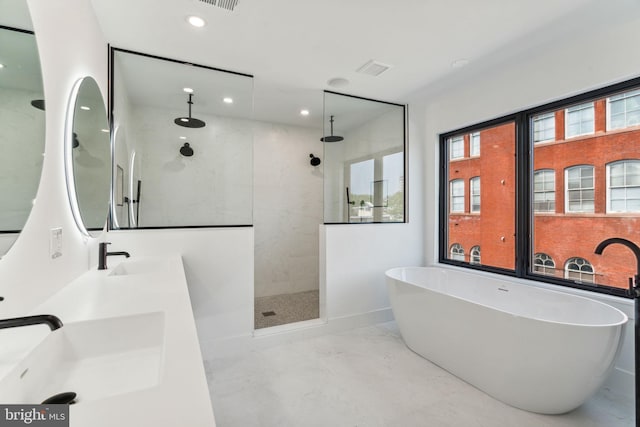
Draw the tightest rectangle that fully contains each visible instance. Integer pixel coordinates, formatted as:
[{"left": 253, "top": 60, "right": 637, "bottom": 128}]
[
  {"left": 65, "top": 77, "right": 110, "bottom": 235},
  {"left": 0, "top": 25, "right": 45, "bottom": 257}
]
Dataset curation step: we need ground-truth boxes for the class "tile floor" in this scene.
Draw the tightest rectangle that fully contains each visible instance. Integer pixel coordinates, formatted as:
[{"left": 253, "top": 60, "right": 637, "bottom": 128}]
[
  {"left": 254, "top": 290, "right": 319, "bottom": 329},
  {"left": 205, "top": 321, "right": 633, "bottom": 427}
]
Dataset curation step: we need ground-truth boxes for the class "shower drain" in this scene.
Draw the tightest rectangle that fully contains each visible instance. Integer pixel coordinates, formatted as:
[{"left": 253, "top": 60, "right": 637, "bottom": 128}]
[{"left": 262, "top": 311, "right": 276, "bottom": 317}]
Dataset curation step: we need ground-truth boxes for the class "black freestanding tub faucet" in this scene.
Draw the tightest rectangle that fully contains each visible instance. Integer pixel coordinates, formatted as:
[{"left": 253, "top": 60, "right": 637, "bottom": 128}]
[{"left": 595, "top": 237, "right": 640, "bottom": 427}]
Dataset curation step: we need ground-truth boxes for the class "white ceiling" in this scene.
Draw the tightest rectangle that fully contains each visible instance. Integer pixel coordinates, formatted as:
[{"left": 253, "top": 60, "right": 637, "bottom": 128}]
[{"left": 7, "top": 0, "right": 640, "bottom": 129}]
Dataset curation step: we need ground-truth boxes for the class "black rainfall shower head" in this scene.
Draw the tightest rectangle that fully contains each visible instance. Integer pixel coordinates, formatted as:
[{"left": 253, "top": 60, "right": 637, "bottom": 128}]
[
  {"left": 180, "top": 142, "right": 194, "bottom": 157},
  {"left": 320, "top": 115, "right": 343, "bottom": 142},
  {"left": 174, "top": 93, "right": 206, "bottom": 128},
  {"left": 31, "top": 99, "right": 45, "bottom": 110},
  {"left": 320, "top": 135, "right": 344, "bottom": 143},
  {"left": 310, "top": 153, "right": 321, "bottom": 166}
]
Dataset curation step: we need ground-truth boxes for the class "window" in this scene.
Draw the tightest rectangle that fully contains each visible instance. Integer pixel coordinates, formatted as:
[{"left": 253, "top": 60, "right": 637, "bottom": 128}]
[
  {"left": 533, "top": 170, "right": 555, "bottom": 212},
  {"left": 470, "top": 132, "right": 480, "bottom": 156},
  {"left": 470, "top": 246, "right": 481, "bottom": 264},
  {"left": 533, "top": 112, "right": 555, "bottom": 143},
  {"left": 608, "top": 89, "right": 640, "bottom": 130},
  {"left": 565, "top": 102, "right": 594, "bottom": 138},
  {"left": 450, "top": 179, "right": 464, "bottom": 213},
  {"left": 470, "top": 177, "right": 480, "bottom": 212},
  {"left": 533, "top": 253, "right": 555, "bottom": 275},
  {"left": 441, "top": 79, "right": 640, "bottom": 297},
  {"left": 443, "top": 121, "right": 516, "bottom": 271},
  {"left": 449, "top": 135, "right": 464, "bottom": 160},
  {"left": 608, "top": 160, "right": 640, "bottom": 212},
  {"left": 565, "top": 257, "right": 594, "bottom": 283},
  {"left": 565, "top": 165, "right": 594, "bottom": 213},
  {"left": 450, "top": 243, "right": 465, "bottom": 261}
]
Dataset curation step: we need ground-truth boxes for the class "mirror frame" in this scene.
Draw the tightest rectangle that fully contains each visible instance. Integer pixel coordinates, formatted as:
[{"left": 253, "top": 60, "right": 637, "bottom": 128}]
[{"left": 64, "top": 76, "right": 110, "bottom": 236}]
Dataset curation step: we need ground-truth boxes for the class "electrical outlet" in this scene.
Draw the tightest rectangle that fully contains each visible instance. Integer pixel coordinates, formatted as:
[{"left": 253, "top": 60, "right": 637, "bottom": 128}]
[{"left": 50, "top": 227, "right": 62, "bottom": 259}]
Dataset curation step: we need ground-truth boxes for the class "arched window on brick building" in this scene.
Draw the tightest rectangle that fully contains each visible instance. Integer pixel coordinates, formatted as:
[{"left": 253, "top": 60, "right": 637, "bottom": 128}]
[
  {"left": 533, "top": 253, "right": 555, "bottom": 276},
  {"left": 564, "top": 257, "right": 594, "bottom": 283},
  {"left": 450, "top": 243, "right": 464, "bottom": 261},
  {"left": 470, "top": 246, "right": 481, "bottom": 264}
]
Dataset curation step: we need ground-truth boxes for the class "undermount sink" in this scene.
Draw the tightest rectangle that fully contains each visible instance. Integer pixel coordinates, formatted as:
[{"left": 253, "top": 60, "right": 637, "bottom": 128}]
[
  {"left": 0, "top": 312, "right": 165, "bottom": 404},
  {"left": 108, "top": 258, "right": 167, "bottom": 277}
]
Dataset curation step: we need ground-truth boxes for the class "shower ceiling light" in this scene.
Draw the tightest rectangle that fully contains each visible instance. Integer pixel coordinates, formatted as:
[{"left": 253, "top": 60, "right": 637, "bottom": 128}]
[
  {"left": 0, "top": 63, "right": 4, "bottom": 69},
  {"left": 223, "top": 97, "right": 233, "bottom": 104},
  {"left": 300, "top": 110, "right": 310, "bottom": 116},
  {"left": 187, "top": 15, "right": 206, "bottom": 28}
]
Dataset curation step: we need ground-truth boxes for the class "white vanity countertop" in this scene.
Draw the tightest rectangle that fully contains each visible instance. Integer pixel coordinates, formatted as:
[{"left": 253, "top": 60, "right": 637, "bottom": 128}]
[{"left": 2, "top": 255, "right": 215, "bottom": 426}]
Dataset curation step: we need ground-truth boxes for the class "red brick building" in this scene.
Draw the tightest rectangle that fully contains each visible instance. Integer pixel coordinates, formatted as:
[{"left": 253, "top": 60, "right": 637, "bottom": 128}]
[{"left": 448, "top": 89, "right": 640, "bottom": 290}]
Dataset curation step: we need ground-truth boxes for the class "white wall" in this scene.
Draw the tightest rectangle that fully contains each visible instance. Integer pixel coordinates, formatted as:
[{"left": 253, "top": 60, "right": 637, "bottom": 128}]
[
  {"left": 0, "top": 0, "right": 108, "bottom": 316},
  {"left": 323, "top": 112, "right": 425, "bottom": 319},
  {"left": 130, "top": 106, "right": 253, "bottom": 227},
  {"left": 104, "top": 228, "right": 254, "bottom": 342},
  {"left": 254, "top": 122, "right": 323, "bottom": 297},
  {"left": 413, "top": 4, "right": 640, "bottom": 395}
]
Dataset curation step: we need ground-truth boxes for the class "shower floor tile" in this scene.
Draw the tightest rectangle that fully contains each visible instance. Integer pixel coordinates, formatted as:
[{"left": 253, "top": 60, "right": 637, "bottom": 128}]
[
  {"left": 254, "top": 290, "right": 319, "bottom": 329},
  {"left": 205, "top": 321, "right": 633, "bottom": 427}
]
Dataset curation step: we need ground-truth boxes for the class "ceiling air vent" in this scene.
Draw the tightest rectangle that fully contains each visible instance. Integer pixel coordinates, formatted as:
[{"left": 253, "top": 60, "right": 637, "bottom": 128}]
[
  {"left": 356, "top": 60, "right": 393, "bottom": 77},
  {"left": 198, "top": 0, "right": 239, "bottom": 11}
]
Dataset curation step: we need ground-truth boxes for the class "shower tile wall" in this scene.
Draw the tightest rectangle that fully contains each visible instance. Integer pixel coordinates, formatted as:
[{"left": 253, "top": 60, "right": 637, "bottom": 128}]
[{"left": 254, "top": 122, "right": 323, "bottom": 298}]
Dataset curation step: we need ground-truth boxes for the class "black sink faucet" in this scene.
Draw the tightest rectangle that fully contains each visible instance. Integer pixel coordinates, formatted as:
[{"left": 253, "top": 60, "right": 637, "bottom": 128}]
[
  {"left": 98, "top": 242, "right": 130, "bottom": 270},
  {"left": 594, "top": 237, "right": 640, "bottom": 297},
  {"left": 0, "top": 314, "right": 63, "bottom": 331},
  {"left": 594, "top": 237, "right": 640, "bottom": 427}
]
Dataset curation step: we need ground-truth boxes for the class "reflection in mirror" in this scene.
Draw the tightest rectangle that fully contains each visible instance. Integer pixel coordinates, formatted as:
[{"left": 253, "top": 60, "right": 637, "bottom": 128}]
[
  {"left": 323, "top": 92, "right": 406, "bottom": 223},
  {"left": 111, "top": 49, "right": 254, "bottom": 228},
  {"left": 0, "top": 24, "right": 45, "bottom": 257},
  {"left": 66, "top": 77, "right": 110, "bottom": 235}
]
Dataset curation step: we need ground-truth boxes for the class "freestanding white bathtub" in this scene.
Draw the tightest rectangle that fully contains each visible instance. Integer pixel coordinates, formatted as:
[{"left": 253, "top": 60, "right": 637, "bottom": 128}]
[{"left": 385, "top": 266, "right": 628, "bottom": 414}]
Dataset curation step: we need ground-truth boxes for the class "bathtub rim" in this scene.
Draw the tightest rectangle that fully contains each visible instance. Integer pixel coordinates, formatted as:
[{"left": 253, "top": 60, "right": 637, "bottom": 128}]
[{"left": 386, "top": 265, "right": 629, "bottom": 328}]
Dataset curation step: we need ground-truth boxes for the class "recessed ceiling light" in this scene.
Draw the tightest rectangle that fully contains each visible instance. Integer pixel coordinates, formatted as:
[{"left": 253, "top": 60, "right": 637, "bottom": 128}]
[
  {"left": 101, "top": 129, "right": 109, "bottom": 133},
  {"left": 179, "top": 136, "right": 187, "bottom": 140},
  {"left": 187, "top": 15, "right": 206, "bottom": 28},
  {"left": 223, "top": 97, "right": 233, "bottom": 104},
  {"left": 183, "top": 87, "right": 194, "bottom": 93},
  {"left": 327, "top": 77, "right": 349, "bottom": 88},
  {"left": 300, "top": 110, "right": 310, "bottom": 116},
  {"left": 80, "top": 106, "right": 90, "bottom": 111},
  {"left": 451, "top": 58, "right": 470, "bottom": 68}
]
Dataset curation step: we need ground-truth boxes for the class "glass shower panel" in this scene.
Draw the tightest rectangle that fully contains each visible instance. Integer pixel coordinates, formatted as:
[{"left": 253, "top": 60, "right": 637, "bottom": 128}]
[
  {"left": 323, "top": 91, "right": 406, "bottom": 223},
  {"left": 348, "top": 159, "right": 374, "bottom": 223},
  {"left": 110, "top": 49, "right": 254, "bottom": 228}
]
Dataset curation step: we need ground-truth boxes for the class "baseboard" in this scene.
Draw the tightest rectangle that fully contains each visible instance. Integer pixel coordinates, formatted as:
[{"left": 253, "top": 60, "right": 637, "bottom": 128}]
[
  {"left": 602, "top": 366, "right": 634, "bottom": 398},
  {"left": 199, "top": 307, "right": 394, "bottom": 360}
]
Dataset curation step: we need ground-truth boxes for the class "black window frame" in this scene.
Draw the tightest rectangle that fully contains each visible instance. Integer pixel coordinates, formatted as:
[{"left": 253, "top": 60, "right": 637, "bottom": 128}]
[{"left": 439, "top": 76, "right": 640, "bottom": 299}]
